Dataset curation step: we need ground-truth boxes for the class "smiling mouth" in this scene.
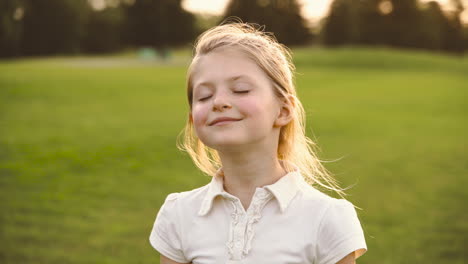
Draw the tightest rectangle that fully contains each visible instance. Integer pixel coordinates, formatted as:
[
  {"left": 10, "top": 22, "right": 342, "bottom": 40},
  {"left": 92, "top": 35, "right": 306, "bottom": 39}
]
[
  {"left": 208, "top": 116, "right": 244, "bottom": 126},
  {"left": 211, "top": 120, "right": 240, "bottom": 126}
]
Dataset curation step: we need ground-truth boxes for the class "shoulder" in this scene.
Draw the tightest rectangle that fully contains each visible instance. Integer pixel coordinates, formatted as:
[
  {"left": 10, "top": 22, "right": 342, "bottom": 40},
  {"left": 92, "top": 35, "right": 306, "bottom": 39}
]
[
  {"left": 300, "top": 189, "right": 367, "bottom": 263},
  {"left": 151, "top": 181, "right": 212, "bottom": 238},
  {"left": 296, "top": 180, "right": 351, "bottom": 212},
  {"left": 318, "top": 198, "right": 359, "bottom": 232},
  {"left": 150, "top": 183, "right": 213, "bottom": 264},
  {"left": 315, "top": 197, "right": 367, "bottom": 263},
  {"left": 295, "top": 182, "right": 361, "bottom": 230},
  {"left": 159, "top": 182, "right": 211, "bottom": 214},
  {"left": 294, "top": 180, "right": 367, "bottom": 263}
]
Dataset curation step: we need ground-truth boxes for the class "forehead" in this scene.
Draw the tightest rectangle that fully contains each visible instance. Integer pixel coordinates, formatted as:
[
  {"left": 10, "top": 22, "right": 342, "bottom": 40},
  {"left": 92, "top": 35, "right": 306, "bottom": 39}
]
[{"left": 191, "top": 48, "right": 270, "bottom": 89}]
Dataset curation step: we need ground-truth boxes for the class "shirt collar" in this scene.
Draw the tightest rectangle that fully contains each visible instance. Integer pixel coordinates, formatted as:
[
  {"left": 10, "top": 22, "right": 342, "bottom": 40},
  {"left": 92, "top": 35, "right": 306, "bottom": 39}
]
[
  {"left": 198, "top": 168, "right": 228, "bottom": 216},
  {"left": 198, "top": 162, "right": 303, "bottom": 216}
]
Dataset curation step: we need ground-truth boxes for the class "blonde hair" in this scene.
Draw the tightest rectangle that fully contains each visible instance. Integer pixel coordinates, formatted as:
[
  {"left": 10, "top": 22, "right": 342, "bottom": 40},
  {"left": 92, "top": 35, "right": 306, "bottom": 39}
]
[{"left": 177, "top": 22, "right": 345, "bottom": 197}]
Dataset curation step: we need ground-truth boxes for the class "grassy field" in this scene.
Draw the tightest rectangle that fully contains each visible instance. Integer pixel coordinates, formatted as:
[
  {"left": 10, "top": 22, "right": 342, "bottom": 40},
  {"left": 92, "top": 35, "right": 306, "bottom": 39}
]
[{"left": 0, "top": 47, "right": 467, "bottom": 263}]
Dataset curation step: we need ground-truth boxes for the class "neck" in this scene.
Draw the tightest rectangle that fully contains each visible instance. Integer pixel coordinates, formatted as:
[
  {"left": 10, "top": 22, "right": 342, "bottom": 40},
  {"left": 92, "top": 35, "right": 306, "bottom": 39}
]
[{"left": 217, "top": 143, "right": 287, "bottom": 210}]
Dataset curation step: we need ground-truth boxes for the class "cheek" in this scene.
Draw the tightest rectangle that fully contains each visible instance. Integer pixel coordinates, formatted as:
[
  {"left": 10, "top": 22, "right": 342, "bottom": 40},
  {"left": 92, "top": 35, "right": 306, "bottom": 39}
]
[
  {"left": 238, "top": 96, "right": 277, "bottom": 119},
  {"left": 237, "top": 98, "right": 262, "bottom": 115},
  {"left": 191, "top": 105, "right": 209, "bottom": 128}
]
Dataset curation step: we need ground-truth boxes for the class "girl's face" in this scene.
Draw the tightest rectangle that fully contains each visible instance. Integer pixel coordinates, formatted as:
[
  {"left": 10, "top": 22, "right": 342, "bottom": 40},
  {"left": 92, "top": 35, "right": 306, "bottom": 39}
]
[{"left": 190, "top": 48, "right": 287, "bottom": 151}]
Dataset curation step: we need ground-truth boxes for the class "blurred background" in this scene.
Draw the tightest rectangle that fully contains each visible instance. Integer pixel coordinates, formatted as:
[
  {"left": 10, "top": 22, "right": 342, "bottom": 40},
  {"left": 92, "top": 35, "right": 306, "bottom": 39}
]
[
  {"left": 1, "top": 0, "right": 468, "bottom": 56},
  {"left": 0, "top": 0, "right": 467, "bottom": 263}
]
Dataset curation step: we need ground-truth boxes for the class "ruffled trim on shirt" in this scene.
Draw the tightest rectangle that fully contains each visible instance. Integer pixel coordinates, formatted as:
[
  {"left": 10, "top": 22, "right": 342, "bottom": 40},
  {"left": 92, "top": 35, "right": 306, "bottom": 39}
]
[{"left": 226, "top": 189, "right": 273, "bottom": 260}]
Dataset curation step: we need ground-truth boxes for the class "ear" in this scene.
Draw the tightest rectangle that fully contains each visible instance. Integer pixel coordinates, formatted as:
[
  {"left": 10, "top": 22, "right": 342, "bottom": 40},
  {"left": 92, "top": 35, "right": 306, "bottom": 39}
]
[{"left": 274, "top": 95, "right": 294, "bottom": 127}]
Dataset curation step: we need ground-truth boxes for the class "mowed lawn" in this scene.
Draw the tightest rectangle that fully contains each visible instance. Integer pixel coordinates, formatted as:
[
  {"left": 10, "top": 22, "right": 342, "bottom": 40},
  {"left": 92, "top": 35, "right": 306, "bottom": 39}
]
[{"left": 0, "top": 47, "right": 466, "bottom": 264}]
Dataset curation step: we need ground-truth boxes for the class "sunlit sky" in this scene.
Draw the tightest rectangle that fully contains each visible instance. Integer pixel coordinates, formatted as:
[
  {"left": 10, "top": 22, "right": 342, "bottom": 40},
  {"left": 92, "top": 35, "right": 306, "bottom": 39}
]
[
  {"left": 182, "top": 0, "right": 468, "bottom": 23},
  {"left": 182, "top": 0, "right": 333, "bottom": 22}
]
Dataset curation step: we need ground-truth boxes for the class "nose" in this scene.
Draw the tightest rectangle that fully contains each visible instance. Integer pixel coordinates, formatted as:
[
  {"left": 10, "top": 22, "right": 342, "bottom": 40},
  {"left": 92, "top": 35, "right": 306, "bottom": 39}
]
[{"left": 212, "top": 92, "right": 232, "bottom": 111}]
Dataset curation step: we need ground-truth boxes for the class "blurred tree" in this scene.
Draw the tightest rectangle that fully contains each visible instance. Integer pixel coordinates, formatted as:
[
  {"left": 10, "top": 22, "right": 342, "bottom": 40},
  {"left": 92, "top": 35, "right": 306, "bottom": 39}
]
[
  {"left": 222, "top": 0, "right": 312, "bottom": 45},
  {"left": 385, "top": 0, "right": 425, "bottom": 48},
  {"left": 443, "top": 0, "right": 465, "bottom": 53},
  {"left": 20, "top": 0, "right": 90, "bottom": 56},
  {"left": 461, "top": 26, "right": 468, "bottom": 51},
  {"left": 358, "top": 0, "right": 387, "bottom": 45},
  {"left": 83, "top": 7, "right": 125, "bottom": 53},
  {"left": 122, "top": 0, "right": 196, "bottom": 49},
  {"left": 420, "top": 1, "right": 447, "bottom": 50},
  {"left": 321, "top": 0, "right": 348, "bottom": 45},
  {"left": 322, "top": 0, "right": 390, "bottom": 46},
  {"left": 0, "top": 0, "right": 24, "bottom": 57},
  {"left": 322, "top": 0, "right": 365, "bottom": 45},
  {"left": 323, "top": 0, "right": 467, "bottom": 53}
]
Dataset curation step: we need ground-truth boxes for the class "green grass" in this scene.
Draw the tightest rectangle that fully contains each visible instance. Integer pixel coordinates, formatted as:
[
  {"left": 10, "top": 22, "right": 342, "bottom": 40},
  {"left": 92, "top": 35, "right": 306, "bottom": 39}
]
[{"left": 0, "top": 47, "right": 467, "bottom": 263}]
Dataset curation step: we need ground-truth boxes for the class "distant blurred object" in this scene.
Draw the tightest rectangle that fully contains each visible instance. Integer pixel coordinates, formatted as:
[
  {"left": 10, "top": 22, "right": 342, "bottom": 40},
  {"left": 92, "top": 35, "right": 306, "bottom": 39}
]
[
  {"left": 138, "top": 47, "right": 157, "bottom": 61},
  {"left": 137, "top": 47, "right": 172, "bottom": 61}
]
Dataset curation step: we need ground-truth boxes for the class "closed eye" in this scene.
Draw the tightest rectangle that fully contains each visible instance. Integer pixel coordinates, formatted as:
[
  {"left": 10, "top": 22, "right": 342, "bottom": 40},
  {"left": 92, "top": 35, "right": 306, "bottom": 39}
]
[
  {"left": 234, "top": 90, "right": 249, "bottom": 94},
  {"left": 199, "top": 95, "right": 212, "bottom": 101}
]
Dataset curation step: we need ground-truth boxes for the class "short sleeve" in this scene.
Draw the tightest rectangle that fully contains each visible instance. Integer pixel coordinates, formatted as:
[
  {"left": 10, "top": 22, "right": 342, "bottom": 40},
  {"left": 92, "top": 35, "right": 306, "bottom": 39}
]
[
  {"left": 316, "top": 199, "right": 367, "bottom": 264},
  {"left": 149, "top": 193, "right": 189, "bottom": 263}
]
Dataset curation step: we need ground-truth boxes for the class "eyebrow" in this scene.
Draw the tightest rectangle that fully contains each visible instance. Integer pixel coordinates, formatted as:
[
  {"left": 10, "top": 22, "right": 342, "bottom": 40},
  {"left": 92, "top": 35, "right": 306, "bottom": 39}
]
[{"left": 194, "top": 75, "right": 253, "bottom": 90}]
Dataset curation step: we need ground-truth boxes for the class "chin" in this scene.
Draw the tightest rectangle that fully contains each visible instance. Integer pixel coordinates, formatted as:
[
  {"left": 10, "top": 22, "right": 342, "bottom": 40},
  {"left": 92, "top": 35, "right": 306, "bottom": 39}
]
[
  {"left": 206, "top": 140, "right": 247, "bottom": 150},
  {"left": 199, "top": 132, "right": 245, "bottom": 147}
]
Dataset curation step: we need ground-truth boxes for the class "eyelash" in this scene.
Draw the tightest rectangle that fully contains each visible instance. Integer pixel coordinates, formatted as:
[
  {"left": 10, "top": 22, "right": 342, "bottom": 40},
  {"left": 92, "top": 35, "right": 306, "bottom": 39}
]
[
  {"left": 199, "top": 96, "right": 211, "bottom": 102},
  {"left": 198, "top": 90, "right": 250, "bottom": 101}
]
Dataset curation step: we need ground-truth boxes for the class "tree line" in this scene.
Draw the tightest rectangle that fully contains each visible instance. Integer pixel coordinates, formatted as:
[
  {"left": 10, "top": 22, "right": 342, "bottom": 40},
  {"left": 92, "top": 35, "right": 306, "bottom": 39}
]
[
  {"left": 322, "top": 0, "right": 467, "bottom": 54},
  {"left": 0, "top": 0, "right": 467, "bottom": 58},
  {"left": 0, "top": 0, "right": 197, "bottom": 57}
]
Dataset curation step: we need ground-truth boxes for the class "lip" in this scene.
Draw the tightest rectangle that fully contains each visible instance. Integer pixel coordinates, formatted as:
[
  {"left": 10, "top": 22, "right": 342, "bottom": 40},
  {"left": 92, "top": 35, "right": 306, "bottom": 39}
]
[{"left": 209, "top": 117, "right": 242, "bottom": 126}]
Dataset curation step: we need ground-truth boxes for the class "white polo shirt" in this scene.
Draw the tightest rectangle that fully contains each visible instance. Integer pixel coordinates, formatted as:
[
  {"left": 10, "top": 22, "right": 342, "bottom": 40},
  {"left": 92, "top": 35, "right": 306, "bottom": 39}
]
[{"left": 149, "top": 168, "right": 367, "bottom": 264}]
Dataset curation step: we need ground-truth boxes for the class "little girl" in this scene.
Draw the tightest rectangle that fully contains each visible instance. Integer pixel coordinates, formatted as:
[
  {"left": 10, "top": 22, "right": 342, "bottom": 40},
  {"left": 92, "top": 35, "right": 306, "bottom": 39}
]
[{"left": 150, "top": 23, "right": 367, "bottom": 264}]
